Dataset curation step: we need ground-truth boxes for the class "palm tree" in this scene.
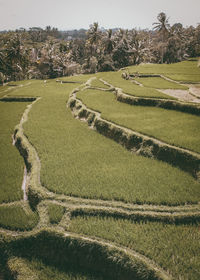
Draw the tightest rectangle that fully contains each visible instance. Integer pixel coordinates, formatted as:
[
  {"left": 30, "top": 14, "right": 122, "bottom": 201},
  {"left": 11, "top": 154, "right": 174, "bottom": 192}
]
[
  {"left": 87, "top": 22, "right": 102, "bottom": 55},
  {"left": 153, "top": 12, "right": 170, "bottom": 63},
  {"left": 103, "top": 29, "right": 114, "bottom": 54},
  {"left": 5, "top": 34, "right": 29, "bottom": 80}
]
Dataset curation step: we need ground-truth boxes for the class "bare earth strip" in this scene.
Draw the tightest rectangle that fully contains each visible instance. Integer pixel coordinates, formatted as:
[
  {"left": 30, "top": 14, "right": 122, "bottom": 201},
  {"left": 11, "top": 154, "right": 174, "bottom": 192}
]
[{"left": 158, "top": 89, "right": 200, "bottom": 103}]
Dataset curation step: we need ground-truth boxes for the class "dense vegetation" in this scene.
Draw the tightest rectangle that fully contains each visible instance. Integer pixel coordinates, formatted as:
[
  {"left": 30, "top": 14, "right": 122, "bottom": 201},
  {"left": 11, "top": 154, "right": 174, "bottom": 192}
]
[{"left": 0, "top": 12, "right": 200, "bottom": 83}]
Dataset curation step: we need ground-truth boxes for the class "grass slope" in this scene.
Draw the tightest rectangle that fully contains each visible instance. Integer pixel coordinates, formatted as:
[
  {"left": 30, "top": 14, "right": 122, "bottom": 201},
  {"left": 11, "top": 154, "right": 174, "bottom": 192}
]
[
  {"left": 0, "top": 101, "right": 30, "bottom": 203},
  {"left": 77, "top": 88, "right": 200, "bottom": 153},
  {"left": 69, "top": 215, "right": 200, "bottom": 280}
]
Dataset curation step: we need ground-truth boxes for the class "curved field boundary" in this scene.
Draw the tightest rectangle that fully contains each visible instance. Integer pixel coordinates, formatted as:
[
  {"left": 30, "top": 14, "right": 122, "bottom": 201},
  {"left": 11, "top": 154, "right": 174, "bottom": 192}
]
[
  {"left": 99, "top": 79, "right": 200, "bottom": 116},
  {"left": 1, "top": 229, "right": 172, "bottom": 280},
  {"left": 68, "top": 94, "right": 200, "bottom": 181},
  {"left": 13, "top": 97, "right": 55, "bottom": 209},
  {"left": 115, "top": 88, "right": 200, "bottom": 115},
  {"left": 38, "top": 200, "right": 200, "bottom": 225}
]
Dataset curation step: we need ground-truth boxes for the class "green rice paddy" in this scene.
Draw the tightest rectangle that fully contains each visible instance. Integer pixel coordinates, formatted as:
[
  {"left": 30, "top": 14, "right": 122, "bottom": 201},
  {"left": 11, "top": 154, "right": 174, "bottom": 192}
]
[
  {"left": 77, "top": 88, "right": 200, "bottom": 153},
  {"left": 127, "top": 60, "right": 200, "bottom": 83},
  {"left": 97, "top": 71, "right": 174, "bottom": 99},
  {"left": 134, "top": 77, "right": 187, "bottom": 89},
  {"left": 21, "top": 82, "right": 200, "bottom": 205}
]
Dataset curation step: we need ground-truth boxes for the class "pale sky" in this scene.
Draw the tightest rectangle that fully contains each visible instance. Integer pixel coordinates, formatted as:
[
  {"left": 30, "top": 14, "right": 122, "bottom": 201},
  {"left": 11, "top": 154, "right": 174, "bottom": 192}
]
[{"left": 0, "top": 0, "right": 200, "bottom": 31}]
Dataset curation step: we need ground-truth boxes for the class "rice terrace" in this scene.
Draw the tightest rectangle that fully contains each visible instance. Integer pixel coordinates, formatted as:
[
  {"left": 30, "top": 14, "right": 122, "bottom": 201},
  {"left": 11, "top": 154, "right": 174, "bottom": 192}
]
[
  {"left": 1, "top": 1, "right": 200, "bottom": 278},
  {"left": 0, "top": 58, "right": 199, "bottom": 279}
]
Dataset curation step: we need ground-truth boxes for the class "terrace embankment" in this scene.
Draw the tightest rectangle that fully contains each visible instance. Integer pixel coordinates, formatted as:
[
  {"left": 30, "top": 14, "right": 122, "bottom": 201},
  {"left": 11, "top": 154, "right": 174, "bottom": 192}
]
[
  {"left": 2, "top": 229, "right": 171, "bottom": 280},
  {"left": 99, "top": 78, "right": 200, "bottom": 115},
  {"left": 122, "top": 73, "right": 200, "bottom": 103},
  {"left": 115, "top": 88, "right": 200, "bottom": 115},
  {"left": 68, "top": 95, "right": 200, "bottom": 181}
]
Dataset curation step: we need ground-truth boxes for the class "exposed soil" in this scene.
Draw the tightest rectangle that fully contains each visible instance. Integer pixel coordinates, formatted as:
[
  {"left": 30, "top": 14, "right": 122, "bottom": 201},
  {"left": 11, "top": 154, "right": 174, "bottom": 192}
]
[
  {"left": 158, "top": 89, "right": 200, "bottom": 103},
  {"left": 187, "top": 84, "right": 200, "bottom": 99}
]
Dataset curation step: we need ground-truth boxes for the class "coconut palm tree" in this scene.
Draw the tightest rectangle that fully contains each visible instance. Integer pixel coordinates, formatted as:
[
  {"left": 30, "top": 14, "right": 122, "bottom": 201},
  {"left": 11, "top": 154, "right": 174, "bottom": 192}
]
[
  {"left": 87, "top": 22, "right": 102, "bottom": 56},
  {"left": 103, "top": 29, "right": 114, "bottom": 54},
  {"left": 153, "top": 12, "right": 170, "bottom": 63}
]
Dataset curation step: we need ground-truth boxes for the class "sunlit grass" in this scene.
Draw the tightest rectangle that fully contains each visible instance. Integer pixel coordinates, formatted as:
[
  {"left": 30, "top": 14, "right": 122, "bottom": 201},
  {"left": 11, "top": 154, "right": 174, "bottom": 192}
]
[
  {"left": 69, "top": 215, "right": 200, "bottom": 280},
  {"left": 77, "top": 88, "right": 200, "bottom": 153}
]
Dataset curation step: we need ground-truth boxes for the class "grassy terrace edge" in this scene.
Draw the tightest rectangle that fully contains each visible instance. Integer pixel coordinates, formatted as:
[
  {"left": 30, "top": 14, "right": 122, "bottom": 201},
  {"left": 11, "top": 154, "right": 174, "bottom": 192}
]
[
  {"left": 114, "top": 87, "right": 200, "bottom": 116},
  {"left": 68, "top": 93, "right": 200, "bottom": 181},
  {"left": 95, "top": 78, "right": 200, "bottom": 116}
]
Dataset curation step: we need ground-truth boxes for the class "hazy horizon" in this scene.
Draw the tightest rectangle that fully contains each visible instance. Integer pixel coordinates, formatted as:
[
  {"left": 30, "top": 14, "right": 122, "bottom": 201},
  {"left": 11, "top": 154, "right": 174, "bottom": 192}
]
[{"left": 0, "top": 0, "right": 200, "bottom": 31}]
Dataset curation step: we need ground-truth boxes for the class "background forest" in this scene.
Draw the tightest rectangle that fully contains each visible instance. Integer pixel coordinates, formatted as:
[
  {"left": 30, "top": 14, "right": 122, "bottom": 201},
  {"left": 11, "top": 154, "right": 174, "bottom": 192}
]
[{"left": 0, "top": 13, "right": 200, "bottom": 83}]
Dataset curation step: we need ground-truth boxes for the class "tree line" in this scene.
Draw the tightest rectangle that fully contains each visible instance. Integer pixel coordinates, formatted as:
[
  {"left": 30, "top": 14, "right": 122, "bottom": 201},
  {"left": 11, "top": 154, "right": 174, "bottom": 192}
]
[{"left": 0, "top": 12, "right": 200, "bottom": 84}]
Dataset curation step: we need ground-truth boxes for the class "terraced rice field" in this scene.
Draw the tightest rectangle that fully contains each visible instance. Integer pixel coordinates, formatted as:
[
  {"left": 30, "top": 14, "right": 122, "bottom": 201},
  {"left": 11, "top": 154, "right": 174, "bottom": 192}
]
[{"left": 0, "top": 60, "right": 200, "bottom": 279}]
